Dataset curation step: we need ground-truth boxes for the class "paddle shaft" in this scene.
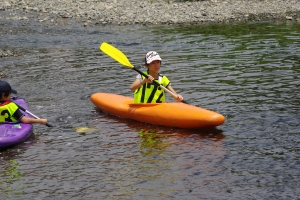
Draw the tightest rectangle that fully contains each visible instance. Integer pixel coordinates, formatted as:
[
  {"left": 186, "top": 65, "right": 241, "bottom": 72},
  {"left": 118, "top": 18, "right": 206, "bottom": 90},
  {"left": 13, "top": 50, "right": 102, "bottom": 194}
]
[
  {"left": 132, "top": 67, "right": 188, "bottom": 104},
  {"left": 16, "top": 103, "right": 52, "bottom": 127}
]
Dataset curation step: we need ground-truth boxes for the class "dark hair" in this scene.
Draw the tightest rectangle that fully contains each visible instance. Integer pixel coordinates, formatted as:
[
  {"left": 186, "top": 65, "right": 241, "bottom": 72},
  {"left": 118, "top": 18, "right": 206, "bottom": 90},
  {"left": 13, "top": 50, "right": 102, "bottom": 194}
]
[{"left": 0, "top": 91, "right": 10, "bottom": 99}]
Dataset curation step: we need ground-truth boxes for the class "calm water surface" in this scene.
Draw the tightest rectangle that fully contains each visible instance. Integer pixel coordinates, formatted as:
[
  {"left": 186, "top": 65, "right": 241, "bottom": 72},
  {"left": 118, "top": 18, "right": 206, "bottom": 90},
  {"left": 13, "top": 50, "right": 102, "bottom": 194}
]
[{"left": 0, "top": 19, "right": 299, "bottom": 199}]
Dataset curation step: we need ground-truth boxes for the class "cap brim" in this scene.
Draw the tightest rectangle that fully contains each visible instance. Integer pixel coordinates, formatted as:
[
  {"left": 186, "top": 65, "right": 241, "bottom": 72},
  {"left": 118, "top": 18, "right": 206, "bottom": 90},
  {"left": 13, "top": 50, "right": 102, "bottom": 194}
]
[
  {"left": 11, "top": 89, "right": 17, "bottom": 94},
  {"left": 147, "top": 57, "right": 162, "bottom": 64}
]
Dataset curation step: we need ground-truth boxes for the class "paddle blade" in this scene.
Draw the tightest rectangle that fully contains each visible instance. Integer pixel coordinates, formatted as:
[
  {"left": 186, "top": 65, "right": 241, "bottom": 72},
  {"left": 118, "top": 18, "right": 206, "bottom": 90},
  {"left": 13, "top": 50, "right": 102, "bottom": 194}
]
[{"left": 100, "top": 42, "right": 134, "bottom": 69}]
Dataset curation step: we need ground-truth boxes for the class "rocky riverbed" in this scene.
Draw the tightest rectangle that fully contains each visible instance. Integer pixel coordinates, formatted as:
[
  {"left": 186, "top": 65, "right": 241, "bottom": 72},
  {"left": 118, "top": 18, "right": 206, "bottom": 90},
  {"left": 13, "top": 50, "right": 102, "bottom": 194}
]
[{"left": 1, "top": 0, "right": 300, "bottom": 26}]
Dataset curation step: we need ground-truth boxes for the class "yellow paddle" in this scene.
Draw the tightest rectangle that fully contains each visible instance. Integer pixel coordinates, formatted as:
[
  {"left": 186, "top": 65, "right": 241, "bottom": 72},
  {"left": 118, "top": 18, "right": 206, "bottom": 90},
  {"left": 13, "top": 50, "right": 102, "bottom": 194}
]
[{"left": 100, "top": 42, "right": 188, "bottom": 104}]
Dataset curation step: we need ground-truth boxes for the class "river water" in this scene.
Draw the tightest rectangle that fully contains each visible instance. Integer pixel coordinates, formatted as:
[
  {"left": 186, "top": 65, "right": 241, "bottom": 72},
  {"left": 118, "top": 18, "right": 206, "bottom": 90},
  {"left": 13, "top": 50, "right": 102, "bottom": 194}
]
[{"left": 0, "top": 18, "right": 299, "bottom": 199}]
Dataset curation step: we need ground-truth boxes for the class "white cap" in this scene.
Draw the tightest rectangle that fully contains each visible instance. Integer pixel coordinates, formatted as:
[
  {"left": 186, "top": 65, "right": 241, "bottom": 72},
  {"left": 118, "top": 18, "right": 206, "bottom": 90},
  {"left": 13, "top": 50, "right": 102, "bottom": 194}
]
[{"left": 145, "top": 51, "right": 162, "bottom": 64}]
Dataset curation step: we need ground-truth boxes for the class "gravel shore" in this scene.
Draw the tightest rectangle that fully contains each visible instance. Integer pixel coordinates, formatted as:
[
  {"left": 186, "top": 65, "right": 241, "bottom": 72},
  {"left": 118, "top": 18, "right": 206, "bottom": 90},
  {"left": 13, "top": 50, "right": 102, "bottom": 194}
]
[{"left": 1, "top": 0, "right": 300, "bottom": 26}]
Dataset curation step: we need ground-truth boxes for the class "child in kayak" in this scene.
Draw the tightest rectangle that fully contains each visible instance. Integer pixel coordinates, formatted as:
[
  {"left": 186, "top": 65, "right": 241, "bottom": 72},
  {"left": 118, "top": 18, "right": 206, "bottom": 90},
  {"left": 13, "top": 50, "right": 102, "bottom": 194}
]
[
  {"left": 0, "top": 80, "right": 48, "bottom": 125},
  {"left": 130, "top": 51, "right": 183, "bottom": 103}
]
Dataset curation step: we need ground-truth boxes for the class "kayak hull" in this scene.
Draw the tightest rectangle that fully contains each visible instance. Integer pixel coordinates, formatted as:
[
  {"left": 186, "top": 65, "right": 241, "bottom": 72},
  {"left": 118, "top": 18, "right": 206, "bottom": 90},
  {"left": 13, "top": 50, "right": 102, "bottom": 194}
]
[
  {"left": 91, "top": 93, "right": 225, "bottom": 129},
  {"left": 0, "top": 97, "right": 33, "bottom": 149}
]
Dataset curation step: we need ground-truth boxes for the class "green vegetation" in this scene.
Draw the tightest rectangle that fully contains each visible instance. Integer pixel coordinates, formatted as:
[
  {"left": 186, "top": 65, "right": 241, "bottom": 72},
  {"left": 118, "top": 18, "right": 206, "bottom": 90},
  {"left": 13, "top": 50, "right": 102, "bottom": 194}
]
[
  {"left": 1, "top": 158, "right": 26, "bottom": 198},
  {"left": 3, "top": 159, "right": 24, "bottom": 183}
]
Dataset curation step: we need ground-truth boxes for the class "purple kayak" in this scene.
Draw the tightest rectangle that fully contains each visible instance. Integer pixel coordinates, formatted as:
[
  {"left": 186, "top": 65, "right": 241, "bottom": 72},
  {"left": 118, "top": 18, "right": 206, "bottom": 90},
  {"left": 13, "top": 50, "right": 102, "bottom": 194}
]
[{"left": 0, "top": 97, "right": 33, "bottom": 149}]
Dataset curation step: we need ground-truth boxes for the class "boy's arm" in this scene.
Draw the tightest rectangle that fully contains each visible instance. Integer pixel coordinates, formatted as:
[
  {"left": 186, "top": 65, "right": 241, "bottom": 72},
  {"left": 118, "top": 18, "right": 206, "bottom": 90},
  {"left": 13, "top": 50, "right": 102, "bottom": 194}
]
[
  {"left": 13, "top": 107, "right": 47, "bottom": 125},
  {"left": 167, "top": 85, "right": 183, "bottom": 102},
  {"left": 12, "top": 108, "right": 24, "bottom": 121},
  {"left": 20, "top": 116, "right": 47, "bottom": 125}
]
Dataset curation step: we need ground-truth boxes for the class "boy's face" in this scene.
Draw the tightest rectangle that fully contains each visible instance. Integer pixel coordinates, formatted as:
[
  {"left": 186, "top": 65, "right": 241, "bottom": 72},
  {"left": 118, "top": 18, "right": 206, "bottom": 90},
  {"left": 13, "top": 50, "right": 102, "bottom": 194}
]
[{"left": 147, "top": 60, "right": 161, "bottom": 73}]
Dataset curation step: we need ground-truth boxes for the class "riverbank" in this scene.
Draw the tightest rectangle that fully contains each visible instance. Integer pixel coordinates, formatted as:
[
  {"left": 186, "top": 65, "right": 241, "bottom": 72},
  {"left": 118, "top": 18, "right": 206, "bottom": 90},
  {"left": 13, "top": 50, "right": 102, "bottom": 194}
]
[{"left": 1, "top": 0, "right": 300, "bottom": 26}]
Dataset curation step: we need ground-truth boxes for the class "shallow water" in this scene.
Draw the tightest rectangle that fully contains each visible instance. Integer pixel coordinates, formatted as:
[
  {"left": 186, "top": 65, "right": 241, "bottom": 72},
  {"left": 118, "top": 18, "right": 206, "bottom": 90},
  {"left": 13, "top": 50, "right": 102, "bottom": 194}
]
[{"left": 0, "top": 19, "right": 300, "bottom": 199}]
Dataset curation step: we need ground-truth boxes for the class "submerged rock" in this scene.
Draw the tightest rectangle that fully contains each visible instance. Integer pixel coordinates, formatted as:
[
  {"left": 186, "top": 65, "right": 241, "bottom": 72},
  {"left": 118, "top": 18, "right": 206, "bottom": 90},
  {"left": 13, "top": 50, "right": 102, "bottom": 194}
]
[
  {"left": 0, "top": 49, "right": 14, "bottom": 57},
  {"left": 0, "top": 72, "right": 5, "bottom": 78},
  {"left": 0, "top": 48, "right": 23, "bottom": 58}
]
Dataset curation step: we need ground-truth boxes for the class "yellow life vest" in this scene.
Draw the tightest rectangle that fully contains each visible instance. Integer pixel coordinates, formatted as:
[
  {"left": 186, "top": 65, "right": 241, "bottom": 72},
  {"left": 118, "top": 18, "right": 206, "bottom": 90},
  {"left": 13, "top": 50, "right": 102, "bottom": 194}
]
[
  {"left": 134, "top": 71, "right": 170, "bottom": 103},
  {"left": 0, "top": 101, "right": 19, "bottom": 122}
]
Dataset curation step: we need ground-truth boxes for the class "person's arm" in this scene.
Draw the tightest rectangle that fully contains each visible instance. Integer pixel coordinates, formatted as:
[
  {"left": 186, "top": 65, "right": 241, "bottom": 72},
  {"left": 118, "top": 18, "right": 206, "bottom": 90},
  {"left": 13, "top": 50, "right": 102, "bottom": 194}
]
[
  {"left": 13, "top": 106, "right": 48, "bottom": 126},
  {"left": 20, "top": 116, "right": 48, "bottom": 125},
  {"left": 130, "top": 78, "right": 144, "bottom": 91},
  {"left": 167, "top": 85, "right": 183, "bottom": 102},
  {"left": 130, "top": 75, "right": 154, "bottom": 91}
]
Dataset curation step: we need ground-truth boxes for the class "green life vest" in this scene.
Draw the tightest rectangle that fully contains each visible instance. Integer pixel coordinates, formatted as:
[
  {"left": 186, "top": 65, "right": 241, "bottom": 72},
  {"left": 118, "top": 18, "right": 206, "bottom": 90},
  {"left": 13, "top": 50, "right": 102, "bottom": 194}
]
[
  {"left": 0, "top": 101, "right": 19, "bottom": 122},
  {"left": 134, "top": 71, "right": 170, "bottom": 103}
]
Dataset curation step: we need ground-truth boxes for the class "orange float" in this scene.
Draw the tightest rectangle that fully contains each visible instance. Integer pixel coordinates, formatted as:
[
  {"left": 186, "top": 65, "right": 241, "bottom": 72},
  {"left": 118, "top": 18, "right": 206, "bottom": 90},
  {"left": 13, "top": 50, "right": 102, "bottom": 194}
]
[{"left": 91, "top": 93, "right": 225, "bottom": 129}]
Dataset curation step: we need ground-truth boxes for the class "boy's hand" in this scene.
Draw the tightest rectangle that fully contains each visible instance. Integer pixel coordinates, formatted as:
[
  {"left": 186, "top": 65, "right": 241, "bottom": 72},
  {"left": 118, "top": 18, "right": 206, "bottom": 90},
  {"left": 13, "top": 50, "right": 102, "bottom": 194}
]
[{"left": 174, "top": 94, "right": 183, "bottom": 102}]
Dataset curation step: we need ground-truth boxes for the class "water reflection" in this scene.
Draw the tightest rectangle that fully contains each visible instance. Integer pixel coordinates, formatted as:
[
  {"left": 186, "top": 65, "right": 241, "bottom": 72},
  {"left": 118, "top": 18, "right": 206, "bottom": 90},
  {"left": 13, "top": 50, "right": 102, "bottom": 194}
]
[{"left": 90, "top": 110, "right": 227, "bottom": 198}]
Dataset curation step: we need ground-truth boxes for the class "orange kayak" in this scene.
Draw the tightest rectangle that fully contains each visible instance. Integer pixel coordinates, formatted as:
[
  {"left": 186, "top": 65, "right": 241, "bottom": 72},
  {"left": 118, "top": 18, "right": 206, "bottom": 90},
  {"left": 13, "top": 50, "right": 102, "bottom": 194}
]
[{"left": 90, "top": 93, "right": 225, "bottom": 129}]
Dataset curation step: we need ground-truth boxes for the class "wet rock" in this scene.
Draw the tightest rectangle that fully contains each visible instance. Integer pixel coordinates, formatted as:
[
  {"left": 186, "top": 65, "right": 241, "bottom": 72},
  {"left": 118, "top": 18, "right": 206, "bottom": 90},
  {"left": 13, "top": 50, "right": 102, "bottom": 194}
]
[
  {"left": 0, "top": 72, "right": 6, "bottom": 78},
  {"left": 0, "top": 49, "right": 14, "bottom": 57},
  {"left": 0, "top": 49, "right": 22, "bottom": 57}
]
